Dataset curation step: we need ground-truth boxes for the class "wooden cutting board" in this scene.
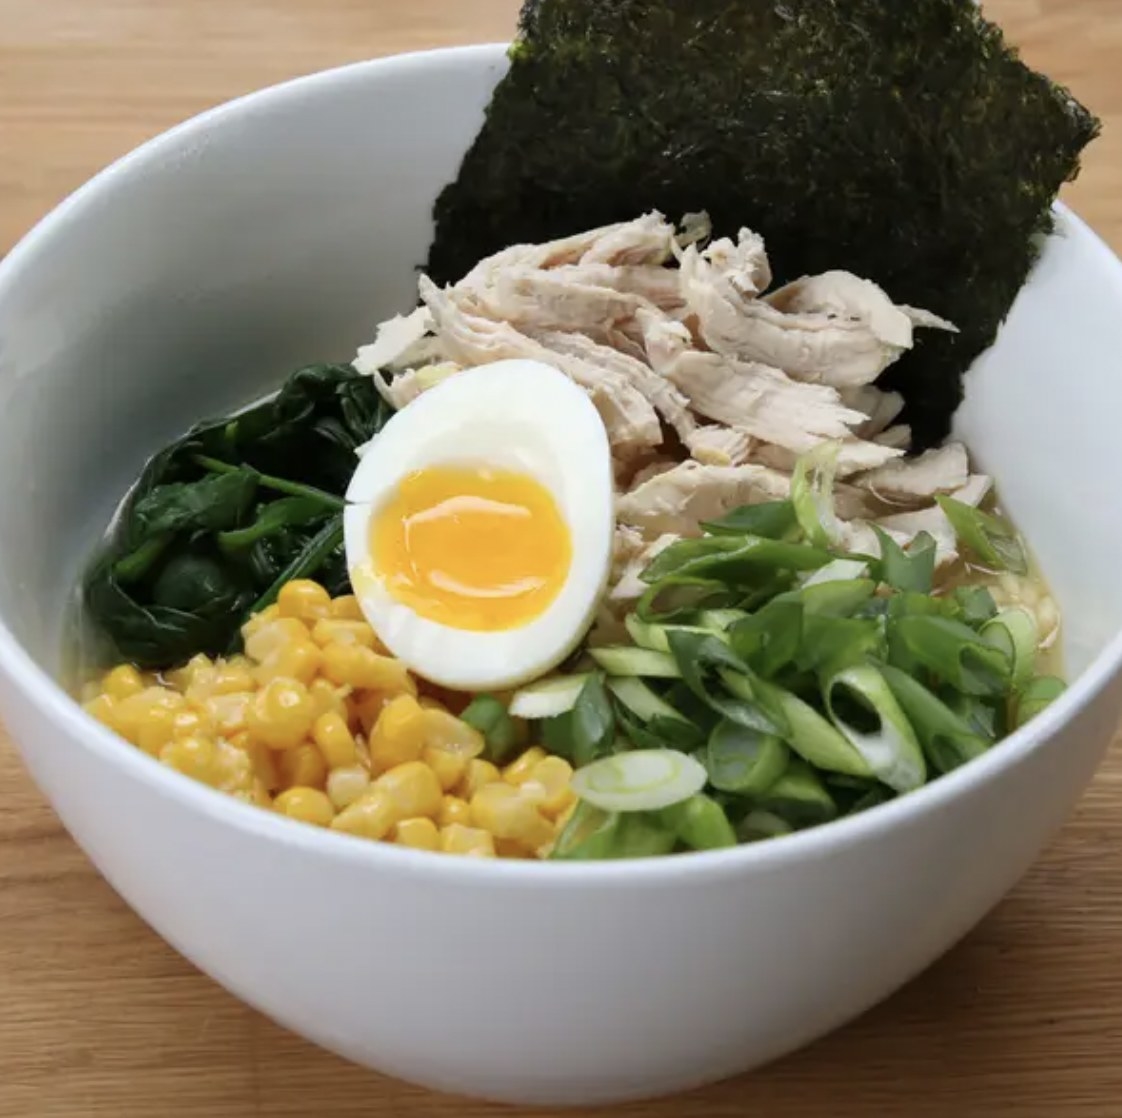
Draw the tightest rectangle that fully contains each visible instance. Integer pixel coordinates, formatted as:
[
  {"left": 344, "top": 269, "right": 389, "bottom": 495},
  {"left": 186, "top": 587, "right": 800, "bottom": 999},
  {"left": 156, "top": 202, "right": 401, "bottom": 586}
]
[{"left": 2, "top": 2, "right": 1121, "bottom": 1114}]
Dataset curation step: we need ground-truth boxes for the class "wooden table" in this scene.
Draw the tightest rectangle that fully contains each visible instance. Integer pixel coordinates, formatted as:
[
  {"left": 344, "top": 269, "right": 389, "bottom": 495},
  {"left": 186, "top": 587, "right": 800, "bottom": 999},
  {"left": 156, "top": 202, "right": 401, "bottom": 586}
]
[{"left": 2, "top": 2, "right": 1121, "bottom": 1114}]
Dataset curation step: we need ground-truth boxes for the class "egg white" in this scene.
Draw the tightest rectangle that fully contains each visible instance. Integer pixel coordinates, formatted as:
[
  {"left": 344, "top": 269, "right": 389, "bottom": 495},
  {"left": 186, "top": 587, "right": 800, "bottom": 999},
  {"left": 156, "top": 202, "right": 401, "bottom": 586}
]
[{"left": 343, "top": 359, "right": 615, "bottom": 691}]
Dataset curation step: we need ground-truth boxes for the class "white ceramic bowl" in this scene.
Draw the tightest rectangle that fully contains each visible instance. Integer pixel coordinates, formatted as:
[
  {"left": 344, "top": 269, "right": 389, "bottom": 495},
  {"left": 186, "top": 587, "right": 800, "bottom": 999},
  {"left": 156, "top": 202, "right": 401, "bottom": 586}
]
[{"left": 1, "top": 44, "right": 1121, "bottom": 1108}]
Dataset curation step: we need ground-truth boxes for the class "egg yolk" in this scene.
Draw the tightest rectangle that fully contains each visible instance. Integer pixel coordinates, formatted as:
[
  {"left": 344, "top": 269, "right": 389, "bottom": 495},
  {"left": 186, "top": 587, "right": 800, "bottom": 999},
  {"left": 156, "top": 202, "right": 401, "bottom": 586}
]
[{"left": 370, "top": 465, "right": 572, "bottom": 631}]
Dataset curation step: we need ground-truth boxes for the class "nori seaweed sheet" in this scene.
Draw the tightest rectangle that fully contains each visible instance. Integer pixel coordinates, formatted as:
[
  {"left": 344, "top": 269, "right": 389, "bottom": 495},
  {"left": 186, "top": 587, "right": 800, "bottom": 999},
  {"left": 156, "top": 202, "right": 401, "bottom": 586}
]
[{"left": 427, "top": 0, "right": 1100, "bottom": 449}]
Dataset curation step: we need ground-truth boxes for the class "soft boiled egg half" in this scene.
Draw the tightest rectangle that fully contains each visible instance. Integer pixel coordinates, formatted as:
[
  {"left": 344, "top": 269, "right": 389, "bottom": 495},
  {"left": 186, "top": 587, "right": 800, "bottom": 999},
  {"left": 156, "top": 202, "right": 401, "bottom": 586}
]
[{"left": 343, "top": 359, "right": 615, "bottom": 691}]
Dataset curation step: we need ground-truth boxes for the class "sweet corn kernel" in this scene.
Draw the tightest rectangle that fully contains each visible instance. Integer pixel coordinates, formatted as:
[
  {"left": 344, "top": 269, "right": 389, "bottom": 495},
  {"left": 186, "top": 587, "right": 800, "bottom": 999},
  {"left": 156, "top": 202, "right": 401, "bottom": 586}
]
[
  {"left": 438, "top": 795, "right": 472, "bottom": 828},
  {"left": 421, "top": 708, "right": 485, "bottom": 758},
  {"left": 240, "top": 739, "right": 280, "bottom": 791},
  {"left": 160, "top": 735, "right": 219, "bottom": 784},
  {"left": 522, "top": 756, "right": 575, "bottom": 818},
  {"left": 102, "top": 664, "right": 145, "bottom": 702},
  {"left": 80, "top": 680, "right": 102, "bottom": 704},
  {"left": 311, "top": 618, "right": 378, "bottom": 650},
  {"left": 308, "top": 678, "right": 350, "bottom": 722},
  {"left": 422, "top": 746, "right": 467, "bottom": 793},
  {"left": 440, "top": 823, "right": 496, "bottom": 858},
  {"left": 83, "top": 694, "right": 117, "bottom": 727},
  {"left": 326, "top": 765, "right": 371, "bottom": 810},
  {"left": 277, "top": 579, "right": 332, "bottom": 622},
  {"left": 328, "top": 594, "right": 366, "bottom": 621},
  {"left": 244, "top": 617, "right": 309, "bottom": 664},
  {"left": 277, "top": 743, "right": 328, "bottom": 790},
  {"left": 458, "top": 758, "right": 501, "bottom": 800},
  {"left": 246, "top": 678, "right": 316, "bottom": 751},
  {"left": 213, "top": 739, "right": 255, "bottom": 794},
  {"left": 254, "top": 641, "right": 323, "bottom": 687},
  {"left": 354, "top": 691, "right": 389, "bottom": 736},
  {"left": 394, "top": 816, "right": 440, "bottom": 851},
  {"left": 374, "top": 761, "right": 443, "bottom": 820},
  {"left": 170, "top": 707, "right": 213, "bottom": 740},
  {"left": 418, "top": 695, "right": 447, "bottom": 712},
  {"left": 205, "top": 692, "right": 252, "bottom": 736},
  {"left": 312, "top": 711, "right": 358, "bottom": 768},
  {"left": 368, "top": 694, "right": 427, "bottom": 770},
  {"left": 114, "top": 687, "right": 187, "bottom": 755},
  {"left": 332, "top": 790, "right": 396, "bottom": 840},
  {"left": 321, "top": 643, "right": 417, "bottom": 693},
  {"left": 241, "top": 603, "right": 281, "bottom": 640},
  {"left": 502, "top": 747, "right": 548, "bottom": 786},
  {"left": 470, "top": 782, "right": 554, "bottom": 848},
  {"left": 275, "top": 786, "right": 335, "bottom": 827},
  {"left": 165, "top": 654, "right": 214, "bottom": 694},
  {"left": 210, "top": 662, "right": 257, "bottom": 695}
]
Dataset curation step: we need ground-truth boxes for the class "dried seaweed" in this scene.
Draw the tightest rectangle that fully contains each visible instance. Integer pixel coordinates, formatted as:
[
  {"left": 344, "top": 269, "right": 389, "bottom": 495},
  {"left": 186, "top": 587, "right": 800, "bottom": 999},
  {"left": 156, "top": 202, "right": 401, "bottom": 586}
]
[{"left": 428, "top": 0, "right": 1100, "bottom": 447}]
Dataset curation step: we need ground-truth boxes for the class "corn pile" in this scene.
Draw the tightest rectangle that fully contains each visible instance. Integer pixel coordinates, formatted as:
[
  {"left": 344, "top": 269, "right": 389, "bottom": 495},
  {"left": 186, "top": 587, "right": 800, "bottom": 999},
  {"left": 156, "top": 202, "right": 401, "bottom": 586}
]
[{"left": 82, "top": 580, "right": 575, "bottom": 858}]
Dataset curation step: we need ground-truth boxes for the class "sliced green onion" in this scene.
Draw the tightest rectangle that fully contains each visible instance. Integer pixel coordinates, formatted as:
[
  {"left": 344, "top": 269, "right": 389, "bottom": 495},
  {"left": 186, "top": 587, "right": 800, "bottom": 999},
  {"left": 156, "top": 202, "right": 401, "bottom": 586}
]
[
  {"left": 795, "top": 614, "right": 886, "bottom": 676},
  {"left": 642, "top": 535, "right": 832, "bottom": 585},
  {"left": 508, "top": 674, "right": 591, "bottom": 720},
  {"left": 659, "top": 794, "right": 737, "bottom": 850},
  {"left": 936, "top": 496, "right": 1029, "bottom": 574},
  {"left": 570, "top": 749, "right": 708, "bottom": 813},
  {"left": 877, "top": 662, "right": 990, "bottom": 775},
  {"left": 705, "top": 720, "right": 790, "bottom": 796},
  {"left": 636, "top": 578, "right": 740, "bottom": 622},
  {"left": 460, "top": 695, "right": 522, "bottom": 766},
  {"left": 702, "top": 500, "right": 798, "bottom": 540},
  {"left": 890, "top": 614, "right": 1012, "bottom": 696},
  {"left": 589, "top": 646, "right": 682, "bottom": 679},
  {"left": 824, "top": 663, "right": 926, "bottom": 793},
  {"left": 549, "top": 803, "right": 676, "bottom": 860},
  {"left": 872, "top": 528, "right": 936, "bottom": 594},
  {"left": 848, "top": 786, "right": 895, "bottom": 816},
  {"left": 624, "top": 614, "right": 712, "bottom": 654},
  {"left": 669, "top": 632, "right": 784, "bottom": 733},
  {"left": 728, "top": 598, "right": 803, "bottom": 678},
  {"left": 541, "top": 711, "right": 575, "bottom": 758},
  {"left": 759, "top": 759, "right": 839, "bottom": 828},
  {"left": 782, "top": 579, "right": 877, "bottom": 618},
  {"left": 608, "top": 676, "right": 690, "bottom": 726},
  {"left": 734, "top": 673, "right": 874, "bottom": 779},
  {"left": 1014, "top": 675, "right": 1067, "bottom": 728},
  {"left": 570, "top": 675, "right": 617, "bottom": 767},
  {"left": 697, "top": 609, "right": 750, "bottom": 634},
  {"left": 802, "top": 558, "right": 870, "bottom": 588},
  {"left": 790, "top": 441, "right": 842, "bottom": 548},
  {"left": 737, "top": 810, "right": 795, "bottom": 842},
  {"left": 981, "top": 608, "right": 1038, "bottom": 689},
  {"left": 953, "top": 585, "right": 999, "bottom": 627}
]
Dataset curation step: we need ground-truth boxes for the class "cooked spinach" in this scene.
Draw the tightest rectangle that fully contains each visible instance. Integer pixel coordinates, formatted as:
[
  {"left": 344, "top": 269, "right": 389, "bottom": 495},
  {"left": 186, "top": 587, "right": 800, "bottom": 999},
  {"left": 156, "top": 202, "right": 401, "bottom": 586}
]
[{"left": 82, "top": 364, "right": 392, "bottom": 669}]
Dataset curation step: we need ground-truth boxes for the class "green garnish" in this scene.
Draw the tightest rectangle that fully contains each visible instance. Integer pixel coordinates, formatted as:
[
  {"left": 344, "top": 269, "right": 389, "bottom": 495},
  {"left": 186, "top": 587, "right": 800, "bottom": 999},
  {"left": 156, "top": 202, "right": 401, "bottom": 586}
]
[
  {"left": 83, "top": 364, "right": 392, "bottom": 668},
  {"left": 461, "top": 695, "right": 523, "bottom": 765},
  {"left": 936, "top": 497, "right": 1029, "bottom": 574},
  {"left": 550, "top": 443, "right": 1061, "bottom": 859}
]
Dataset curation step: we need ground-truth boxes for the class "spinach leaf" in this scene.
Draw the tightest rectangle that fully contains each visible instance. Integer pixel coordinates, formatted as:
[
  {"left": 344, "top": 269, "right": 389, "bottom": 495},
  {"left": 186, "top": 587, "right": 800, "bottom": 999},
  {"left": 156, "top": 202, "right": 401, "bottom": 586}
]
[{"left": 82, "top": 363, "right": 392, "bottom": 669}]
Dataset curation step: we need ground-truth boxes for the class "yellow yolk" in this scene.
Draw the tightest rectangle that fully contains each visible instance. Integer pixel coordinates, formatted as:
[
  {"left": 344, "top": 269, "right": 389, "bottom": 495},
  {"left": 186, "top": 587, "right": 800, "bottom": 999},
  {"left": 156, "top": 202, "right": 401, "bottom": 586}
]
[{"left": 370, "top": 465, "right": 572, "bottom": 632}]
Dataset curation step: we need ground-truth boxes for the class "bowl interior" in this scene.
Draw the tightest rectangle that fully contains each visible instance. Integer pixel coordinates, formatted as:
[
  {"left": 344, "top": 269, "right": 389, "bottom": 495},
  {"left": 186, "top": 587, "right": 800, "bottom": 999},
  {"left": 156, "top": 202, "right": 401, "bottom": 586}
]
[{"left": 0, "top": 44, "right": 1120, "bottom": 686}]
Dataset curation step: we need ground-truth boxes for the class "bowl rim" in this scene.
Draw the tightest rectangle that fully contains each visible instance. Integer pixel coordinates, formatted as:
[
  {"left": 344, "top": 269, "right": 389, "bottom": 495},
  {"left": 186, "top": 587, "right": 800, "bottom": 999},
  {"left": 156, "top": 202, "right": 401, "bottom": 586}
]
[{"left": 2, "top": 42, "right": 1120, "bottom": 888}]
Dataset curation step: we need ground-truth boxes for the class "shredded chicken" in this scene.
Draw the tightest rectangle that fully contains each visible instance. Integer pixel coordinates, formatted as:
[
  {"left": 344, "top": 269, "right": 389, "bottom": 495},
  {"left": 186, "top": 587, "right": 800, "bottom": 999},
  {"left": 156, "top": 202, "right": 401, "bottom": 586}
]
[
  {"left": 354, "top": 210, "right": 978, "bottom": 594},
  {"left": 419, "top": 276, "right": 663, "bottom": 457},
  {"left": 685, "top": 425, "right": 754, "bottom": 467},
  {"left": 857, "top": 443, "right": 971, "bottom": 506},
  {"left": 616, "top": 461, "right": 794, "bottom": 538}
]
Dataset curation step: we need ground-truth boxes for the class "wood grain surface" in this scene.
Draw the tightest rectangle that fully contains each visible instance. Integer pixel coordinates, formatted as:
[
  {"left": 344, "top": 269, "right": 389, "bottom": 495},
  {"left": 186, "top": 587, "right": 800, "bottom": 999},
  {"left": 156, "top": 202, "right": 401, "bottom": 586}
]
[{"left": 2, "top": 2, "right": 1121, "bottom": 1115}]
